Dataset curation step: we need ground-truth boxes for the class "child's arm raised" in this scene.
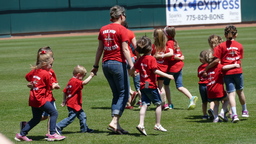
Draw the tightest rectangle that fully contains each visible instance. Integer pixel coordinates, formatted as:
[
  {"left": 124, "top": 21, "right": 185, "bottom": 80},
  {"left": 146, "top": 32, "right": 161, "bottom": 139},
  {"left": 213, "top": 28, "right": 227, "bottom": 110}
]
[
  {"left": 154, "top": 69, "right": 174, "bottom": 80},
  {"left": 82, "top": 72, "right": 95, "bottom": 85}
]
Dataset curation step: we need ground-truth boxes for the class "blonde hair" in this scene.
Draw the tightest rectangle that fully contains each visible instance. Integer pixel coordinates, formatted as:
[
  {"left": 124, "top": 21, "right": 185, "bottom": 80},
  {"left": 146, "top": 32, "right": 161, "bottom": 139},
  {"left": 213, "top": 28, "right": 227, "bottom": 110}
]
[
  {"left": 204, "top": 49, "right": 214, "bottom": 64},
  {"left": 110, "top": 5, "right": 125, "bottom": 20},
  {"left": 136, "top": 36, "right": 152, "bottom": 55},
  {"left": 153, "top": 28, "right": 167, "bottom": 52},
  {"left": 36, "top": 46, "right": 53, "bottom": 65},
  {"left": 32, "top": 51, "right": 52, "bottom": 69},
  {"left": 208, "top": 34, "right": 223, "bottom": 49},
  {"left": 73, "top": 65, "right": 87, "bottom": 76},
  {"left": 224, "top": 25, "right": 237, "bottom": 40}
]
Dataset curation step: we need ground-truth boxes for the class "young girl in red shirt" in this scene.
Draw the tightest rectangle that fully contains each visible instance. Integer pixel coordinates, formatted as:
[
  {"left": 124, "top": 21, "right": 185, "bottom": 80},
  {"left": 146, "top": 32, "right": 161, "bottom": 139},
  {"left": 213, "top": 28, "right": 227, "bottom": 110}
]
[
  {"left": 15, "top": 51, "right": 65, "bottom": 141},
  {"left": 130, "top": 36, "right": 173, "bottom": 136}
]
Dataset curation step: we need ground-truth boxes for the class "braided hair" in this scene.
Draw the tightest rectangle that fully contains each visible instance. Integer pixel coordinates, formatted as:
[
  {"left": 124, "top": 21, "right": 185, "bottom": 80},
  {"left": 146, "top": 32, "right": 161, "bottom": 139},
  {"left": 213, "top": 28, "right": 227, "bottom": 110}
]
[{"left": 224, "top": 25, "right": 237, "bottom": 40}]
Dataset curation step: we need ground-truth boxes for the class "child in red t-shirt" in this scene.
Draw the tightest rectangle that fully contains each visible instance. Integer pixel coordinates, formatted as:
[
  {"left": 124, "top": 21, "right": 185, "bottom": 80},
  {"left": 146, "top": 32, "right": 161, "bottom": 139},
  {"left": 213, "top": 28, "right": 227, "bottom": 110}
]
[
  {"left": 203, "top": 50, "right": 240, "bottom": 123},
  {"left": 15, "top": 51, "right": 65, "bottom": 141},
  {"left": 197, "top": 50, "right": 214, "bottom": 120},
  {"left": 130, "top": 36, "right": 174, "bottom": 136},
  {"left": 56, "top": 65, "right": 94, "bottom": 134},
  {"left": 151, "top": 28, "right": 173, "bottom": 110},
  {"left": 214, "top": 25, "right": 249, "bottom": 123},
  {"left": 20, "top": 46, "right": 60, "bottom": 136},
  {"left": 163, "top": 26, "right": 198, "bottom": 110}
]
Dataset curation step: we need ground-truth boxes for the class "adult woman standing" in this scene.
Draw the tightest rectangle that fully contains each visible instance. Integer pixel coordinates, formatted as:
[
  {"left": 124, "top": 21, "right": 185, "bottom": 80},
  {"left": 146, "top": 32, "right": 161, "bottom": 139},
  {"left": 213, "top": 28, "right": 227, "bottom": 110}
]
[{"left": 91, "top": 5, "right": 133, "bottom": 134}]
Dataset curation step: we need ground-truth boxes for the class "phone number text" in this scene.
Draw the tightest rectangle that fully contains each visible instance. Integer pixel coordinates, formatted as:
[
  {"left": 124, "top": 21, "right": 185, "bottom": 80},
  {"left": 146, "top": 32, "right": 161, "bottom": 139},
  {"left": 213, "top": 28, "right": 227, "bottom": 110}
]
[{"left": 186, "top": 14, "right": 224, "bottom": 21}]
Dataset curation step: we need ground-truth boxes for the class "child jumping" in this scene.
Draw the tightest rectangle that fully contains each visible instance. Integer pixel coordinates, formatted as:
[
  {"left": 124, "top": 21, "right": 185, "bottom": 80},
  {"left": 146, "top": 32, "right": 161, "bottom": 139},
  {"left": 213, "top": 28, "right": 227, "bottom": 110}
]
[
  {"left": 163, "top": 26, "right": 198, "bottom": 110},
  {"left": 129, "top": 36, "right": 174, "bottom": 136},
  {"left": 15, "top": 51, "right": 65, "bottom": 141},
  {"left": 56, "top": 65, "right": 94, "bottom": 134}
]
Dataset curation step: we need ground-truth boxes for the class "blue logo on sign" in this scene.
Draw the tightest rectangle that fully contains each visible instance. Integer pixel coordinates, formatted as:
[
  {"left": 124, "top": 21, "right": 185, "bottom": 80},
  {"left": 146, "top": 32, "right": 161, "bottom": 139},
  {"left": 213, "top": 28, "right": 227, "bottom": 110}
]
[{"left": 167, "top": 0, "right": 240, "bottom": 12}]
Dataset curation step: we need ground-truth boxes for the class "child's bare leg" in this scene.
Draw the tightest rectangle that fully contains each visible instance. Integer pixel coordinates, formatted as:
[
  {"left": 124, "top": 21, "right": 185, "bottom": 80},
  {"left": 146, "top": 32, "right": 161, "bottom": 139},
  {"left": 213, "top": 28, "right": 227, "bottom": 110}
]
[
  {"left": 177, "top": 87, "right": 192, "bottom": 99},
  {"left": 213, "top": 101, "right": 219, "bottom": 121},
  {"left": 138, "top": 104, "right": 148, "bottom": 127},
  {"left": 155, "top": 105, "right": 162, "bottom": 126},
  {"left": 164, "top": 85, "right": 172, "bottom": 104}
]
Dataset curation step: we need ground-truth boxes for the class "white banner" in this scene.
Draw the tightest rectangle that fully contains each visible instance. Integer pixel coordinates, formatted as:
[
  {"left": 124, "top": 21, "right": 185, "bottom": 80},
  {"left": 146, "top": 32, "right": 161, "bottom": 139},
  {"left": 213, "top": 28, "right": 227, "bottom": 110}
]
[{"left": 166, "top": 0, "right": 241, "bottom": 26}]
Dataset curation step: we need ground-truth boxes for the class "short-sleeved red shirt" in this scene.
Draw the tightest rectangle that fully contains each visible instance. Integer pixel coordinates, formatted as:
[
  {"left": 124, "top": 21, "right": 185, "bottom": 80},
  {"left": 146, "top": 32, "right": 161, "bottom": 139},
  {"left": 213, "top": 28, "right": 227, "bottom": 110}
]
[
  {"left": 98, "top": 23, "right": 129, "bottom": 63},
  {"left": 134, "top": 55, "right": 158, "bottom": 89},
  {"left": 63, "top": 77, "right": 84, "bottom": 112},
  {"left": 166, "top": 40, "right": 184, "bottom": 73},
  {"left": 197, "top": 63, "right": 208, "bottom": 84},
  {"left": 214, "top": 40, "right": 243, "bottom": 75},
  {"left": 127, "top": 29, "right": 136, "bottom": 58},
  {"left": 151, "top": 44, "right": 170, "bottom": 73},
  {"left": 25, "top": 69, "right": 52, "bottom": 108},
  {"left": 206, "top": 64, "right": 226, "bottom": 99}
]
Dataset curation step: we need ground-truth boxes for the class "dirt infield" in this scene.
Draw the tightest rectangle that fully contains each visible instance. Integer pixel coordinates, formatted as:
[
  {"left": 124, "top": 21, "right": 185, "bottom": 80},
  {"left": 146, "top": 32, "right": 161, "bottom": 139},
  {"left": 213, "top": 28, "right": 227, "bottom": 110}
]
[{"left": 1, "top": 22, "right": 256, "bottom": 40}]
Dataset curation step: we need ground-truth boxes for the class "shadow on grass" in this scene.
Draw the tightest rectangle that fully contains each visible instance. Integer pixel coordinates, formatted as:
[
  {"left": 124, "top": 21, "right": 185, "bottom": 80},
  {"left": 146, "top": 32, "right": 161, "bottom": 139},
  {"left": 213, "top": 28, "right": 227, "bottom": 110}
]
[
  {"left": 91, "top": 107, "right": 110, "bottom": 110},
  {"left": 184, "top": 115, "right": 213, "bottom": 123},
  {"left": 106, "top": 131, "right": 159, "bottom": 137}
]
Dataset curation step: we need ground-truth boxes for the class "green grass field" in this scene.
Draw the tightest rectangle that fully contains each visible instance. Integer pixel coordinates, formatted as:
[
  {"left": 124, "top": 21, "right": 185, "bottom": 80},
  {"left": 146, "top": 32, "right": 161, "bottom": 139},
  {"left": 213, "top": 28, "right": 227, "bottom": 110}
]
[{"left": 1, "top": 26, "right": 256, "bottom": 144}]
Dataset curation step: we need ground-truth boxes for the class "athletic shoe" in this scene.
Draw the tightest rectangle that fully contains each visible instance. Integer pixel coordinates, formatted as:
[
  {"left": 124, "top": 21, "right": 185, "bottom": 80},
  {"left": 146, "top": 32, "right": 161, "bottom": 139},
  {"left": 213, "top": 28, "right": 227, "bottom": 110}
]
[
  {"left": 218, "top": 111, "right": 229, "bottom": 122},
  {"left": 231, "top": 115, "right": 239, "bottom": 123},
  {"left": 55, "top": 126, "right": 62, "bottom": 135},
  {"left": 154, "top": 125, "right": 167, "bottom": 132},
  {"left": 14, "top": 133, "right": 32, "bottom": 141},
  {"left": 163, "top": 104, "right": 169, "bottom": 110},
  {"left": 47, "top": 133, "right": 66, "bottom": 141},
  {"left": 213, "top": 117, "right": 220, "bottom": 123},
  {"left": 169, "top": 104, "right": 174, "bottom": 109},
  {"left": 242, "top": 110, "right": 249, "bottom": 118},
  {"left": 187, "top": 96, "right": 198, "bottom": 110},
  {"left": 85, "top": 128, "right": 94, "bottom": 133},
  {"left": 136, "top": 125, "right": 147, "bottom": 136},
  {"left": 208, "top": 109, "right": 214, "bottom": 120},
  {"left": 20, "top": 121, "right": 27, "bottom": 131},
  {"left": 202, "top": 115, "right": 209, "bottom": 120}
]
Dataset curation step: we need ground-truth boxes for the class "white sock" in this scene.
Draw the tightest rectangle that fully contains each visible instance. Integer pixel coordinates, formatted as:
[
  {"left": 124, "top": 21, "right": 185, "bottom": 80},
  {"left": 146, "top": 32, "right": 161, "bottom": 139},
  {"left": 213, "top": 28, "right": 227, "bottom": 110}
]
[{"left": 231, "top": 107, "right": 237, "bottom": 116}]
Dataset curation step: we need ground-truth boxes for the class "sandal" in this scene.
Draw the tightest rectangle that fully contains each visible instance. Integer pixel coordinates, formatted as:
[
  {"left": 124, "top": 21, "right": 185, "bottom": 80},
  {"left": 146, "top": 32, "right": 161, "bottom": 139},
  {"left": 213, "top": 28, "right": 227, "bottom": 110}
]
[{"left": 107, "top": 125, "right": 123, "bottom": 135}]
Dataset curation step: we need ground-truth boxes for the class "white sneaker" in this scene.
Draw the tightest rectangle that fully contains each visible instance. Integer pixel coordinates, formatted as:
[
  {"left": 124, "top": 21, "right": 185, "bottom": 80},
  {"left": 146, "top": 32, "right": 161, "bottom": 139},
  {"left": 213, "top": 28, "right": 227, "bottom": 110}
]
[
  {"left": 218, "top": 112, "right": 229, "bottom": 122},
  {"left": 231, "top": 115, "right": 239, "bottom": 123},
  {"left": 154, "top": 125, "right": 167, "bottom": 132}
]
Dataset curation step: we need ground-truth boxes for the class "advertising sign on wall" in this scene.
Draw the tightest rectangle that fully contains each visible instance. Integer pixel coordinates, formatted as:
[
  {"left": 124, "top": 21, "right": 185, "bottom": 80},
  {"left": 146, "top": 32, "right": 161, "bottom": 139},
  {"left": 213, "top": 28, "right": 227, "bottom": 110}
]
[{"left": 166, "top": 0, "right": 241, "bottom": 26}]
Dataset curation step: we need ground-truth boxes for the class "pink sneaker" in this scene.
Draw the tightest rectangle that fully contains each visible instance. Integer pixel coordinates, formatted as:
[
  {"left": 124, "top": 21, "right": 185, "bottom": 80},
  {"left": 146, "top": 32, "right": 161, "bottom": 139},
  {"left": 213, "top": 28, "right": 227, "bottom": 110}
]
[
  {"left": 14, "top": 133, "right": 32, "bottom": 141},
  {"left": 163, "top": 104, "right": 169, "bottom": 110},
  {"left": 47, "top": 133, "right": 66, "bottom": 141}
]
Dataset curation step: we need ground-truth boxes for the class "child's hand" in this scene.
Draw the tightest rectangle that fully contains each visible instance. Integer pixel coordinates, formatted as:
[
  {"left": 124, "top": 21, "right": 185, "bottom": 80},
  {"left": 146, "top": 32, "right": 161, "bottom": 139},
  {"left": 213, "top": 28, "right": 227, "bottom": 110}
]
[
  {"left": 167, "top": 74, "right": 174, "bottom": 80},
  {"left": 91, "top": 68, "right": 98, "bottom": 76},
  {"left": 234, "top": 64, "right": 240, "bottom": 68},
  {"left": 179, "top": 55, "right": 185, "bottom": 61},
  {"left": 52, "top": 83, "right": 60, "bottom": 89},
  {"left": 154, "top": 53, "right": 164, "bottom": 59},
  {"left": 61, "top": 101, "right": 66, "bottom": 107},
  {"left": 90, "top": 72, "right": 95, "bottom": 77},
  {"left": 27, "top": 82, "right": 33, "bottom": 88}
]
